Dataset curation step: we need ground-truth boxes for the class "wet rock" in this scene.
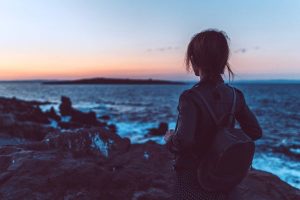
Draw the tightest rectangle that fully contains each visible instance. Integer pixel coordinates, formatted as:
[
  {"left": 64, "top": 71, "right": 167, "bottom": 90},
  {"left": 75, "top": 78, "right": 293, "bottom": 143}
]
[
  {"left": 108, "top": 124, "right": 117, "bottom": 133},
  {"left": 16, "top": 107, "right": 49, "bottom": 124},
  {"left": 58, "top": 121, "right": 83, "bottom": 129},
  {"left": 59, "top": 96, "right": 73, "bottom": 116},
  {"left": 272, "top": 145, "right": 300, "bottom": 160},
  {"left": 0, "top": 133, "right": 299, "bottom": 200},
  {"left": 0, "top": 114, "right": 15, "bottom": 127},
  {"left": 229, "top": 170, "right": 300, "bottom": 200},
  {"left": 0, "top": 97, "right": 299, "bottom": 200},
  {"left": 58, "top": 96, "right": 107, "bottom": 128},
  {"left": 45, "top": 107, "right": 61, "bottom": 121},
  {"left": 99, "top": 115, "right": 110, "bottom": 120},
  {"left": 42, "top": 128, "right": 131, "bottom": 157},
  {"left": 0, "top": 97, "right": 53, "bottom": 141},
  {"left": 147, "top": 122, "right": 168, "bottom": 136},
  {"left": 71, "top": 110, "right": 98, "bottom": 126},
  {"left": 0, "top": 97, "right": 49, "bottom": 124},
  {"left": 0, "top": 113, "right": 50, "bottom": 141}
]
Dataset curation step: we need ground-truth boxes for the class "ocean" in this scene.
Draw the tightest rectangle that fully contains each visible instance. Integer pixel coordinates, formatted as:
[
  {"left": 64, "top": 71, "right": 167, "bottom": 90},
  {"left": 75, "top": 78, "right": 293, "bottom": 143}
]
[{"left": 0, "top": 81, "right": 299, "bottom": 188}]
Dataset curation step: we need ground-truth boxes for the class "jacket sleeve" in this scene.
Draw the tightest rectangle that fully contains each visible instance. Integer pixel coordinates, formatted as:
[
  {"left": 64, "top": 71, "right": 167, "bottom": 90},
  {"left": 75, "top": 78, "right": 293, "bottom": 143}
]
[
  {"left": 166, "top": 92, "right": 198, "bottom": 154},
  {"left": 235, "top": 90, "right": 263, "bottom": 140}
]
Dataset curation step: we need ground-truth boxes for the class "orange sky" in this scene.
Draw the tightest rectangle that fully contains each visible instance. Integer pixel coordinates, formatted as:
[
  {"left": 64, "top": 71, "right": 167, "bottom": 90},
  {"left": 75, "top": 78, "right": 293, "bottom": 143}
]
[{"left": 1, "top": 49, "right": 299, "bottom": 81}]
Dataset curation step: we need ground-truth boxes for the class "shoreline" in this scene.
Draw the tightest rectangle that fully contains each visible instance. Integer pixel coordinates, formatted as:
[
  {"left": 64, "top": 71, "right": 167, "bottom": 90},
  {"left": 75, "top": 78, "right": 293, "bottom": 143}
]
[
  {"left": 0, "top": 97, "right": 300, "bottom": 200},
  {"left": 0, "top": 95, "right": 299, "bottom": 188},
  {"left": 0, "top": 96, "right": 299, "bottom": 199}
]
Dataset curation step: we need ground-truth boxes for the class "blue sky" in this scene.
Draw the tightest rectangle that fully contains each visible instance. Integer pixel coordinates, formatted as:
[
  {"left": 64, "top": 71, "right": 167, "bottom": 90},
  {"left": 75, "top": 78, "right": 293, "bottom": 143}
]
[{"left": 0, "top": 0, "right": 299, "bottom": 80}]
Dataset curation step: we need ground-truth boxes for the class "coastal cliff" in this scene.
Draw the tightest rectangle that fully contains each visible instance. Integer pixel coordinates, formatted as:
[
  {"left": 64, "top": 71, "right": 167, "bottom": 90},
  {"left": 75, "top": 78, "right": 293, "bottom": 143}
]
[{"left": 0, "top": 97, "right": 299, "bottom": 200}]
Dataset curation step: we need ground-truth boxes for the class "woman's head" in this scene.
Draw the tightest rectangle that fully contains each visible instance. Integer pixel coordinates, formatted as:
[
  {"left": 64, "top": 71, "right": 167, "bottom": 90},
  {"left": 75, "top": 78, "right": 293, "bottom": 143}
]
[{"left": 185, "top": 29, "right": 234, "bottom": 81}]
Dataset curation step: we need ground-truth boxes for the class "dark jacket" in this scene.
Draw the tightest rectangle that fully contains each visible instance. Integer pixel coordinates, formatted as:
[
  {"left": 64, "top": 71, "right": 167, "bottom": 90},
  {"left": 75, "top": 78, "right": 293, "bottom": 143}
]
[{"left": 166, "top": 75, "right": 263, "bottom": 170}]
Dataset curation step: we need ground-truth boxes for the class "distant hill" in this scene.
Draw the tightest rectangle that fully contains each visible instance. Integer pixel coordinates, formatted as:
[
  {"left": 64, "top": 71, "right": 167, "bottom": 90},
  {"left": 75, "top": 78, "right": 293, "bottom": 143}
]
[{"left": 42, "top": 77, "right": 186, "bottom": 85}]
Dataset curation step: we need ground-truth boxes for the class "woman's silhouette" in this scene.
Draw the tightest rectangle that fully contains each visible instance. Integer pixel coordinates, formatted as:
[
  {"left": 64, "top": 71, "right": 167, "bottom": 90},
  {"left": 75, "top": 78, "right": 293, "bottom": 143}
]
[{"left": 164, "top": 29, "right": 262, "bottom": 200}]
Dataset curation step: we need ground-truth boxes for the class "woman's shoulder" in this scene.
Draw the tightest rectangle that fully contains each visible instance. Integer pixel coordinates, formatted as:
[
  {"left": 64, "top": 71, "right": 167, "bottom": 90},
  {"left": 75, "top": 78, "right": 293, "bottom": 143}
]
[
  {"left": 179, "top": 88, "right": 196, "bottom": 101},
  {"left": 225, "top": 84, "right": 245, "bottom": 99}
]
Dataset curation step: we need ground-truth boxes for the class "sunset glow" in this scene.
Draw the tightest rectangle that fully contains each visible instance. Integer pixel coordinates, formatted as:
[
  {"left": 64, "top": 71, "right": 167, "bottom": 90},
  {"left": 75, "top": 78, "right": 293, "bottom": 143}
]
[{"left": 0, "top": 0, "right": 300, "bottom": 81}]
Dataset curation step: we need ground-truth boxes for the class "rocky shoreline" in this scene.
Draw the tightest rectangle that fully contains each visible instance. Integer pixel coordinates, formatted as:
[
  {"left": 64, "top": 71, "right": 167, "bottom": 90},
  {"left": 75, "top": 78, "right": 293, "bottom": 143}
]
[{"left": 0, "top": 96, "right": 299, "bottom": 200}]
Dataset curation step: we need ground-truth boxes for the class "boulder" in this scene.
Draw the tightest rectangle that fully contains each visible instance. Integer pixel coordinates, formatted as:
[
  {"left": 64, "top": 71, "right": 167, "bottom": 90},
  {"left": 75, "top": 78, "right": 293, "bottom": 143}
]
[
  {"left": 59, "top": 96, "right": 73, "bottom": 116},
  {"left": 147, "top": 122, "right": 168, "bottom": 136},
  {"left": 71, "top": 110, "right": 98, "bottom": 126},
  {"left": 0, "top": 97, "right": 49, "bottom": 124},
  {"left": 100, "top": 115, "right": 111, "bottom": 120},
  {"left": 45, "top": 107, "right": 61, "bottom": 121},
  {"left": 58, "top": 96, "right": 107, "bottom": 128},
  {"left": 0, "top": 113, "right": 50, "bottom": 141},
  {"left": 0, "top": 131, "right": 298, "bottom": 200}
]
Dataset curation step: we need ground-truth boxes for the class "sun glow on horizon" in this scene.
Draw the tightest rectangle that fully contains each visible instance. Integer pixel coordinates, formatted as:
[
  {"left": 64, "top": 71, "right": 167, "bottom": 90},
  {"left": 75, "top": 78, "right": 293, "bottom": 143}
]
[{"left": 0, "top": 0, "right": 299, "bottom": 80}]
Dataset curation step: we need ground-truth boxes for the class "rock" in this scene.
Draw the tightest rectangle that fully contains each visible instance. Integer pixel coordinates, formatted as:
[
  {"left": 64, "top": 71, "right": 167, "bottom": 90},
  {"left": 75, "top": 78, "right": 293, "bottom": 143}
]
[
  {"left": 0, "top": 97, "right": 299, "bottom": 199},
  {"left": 58, "top": 121, "right": 83, "bottom": 129},
  {"left": 147, "top": 122, "right": 168, "bottom": 136},
  {"left": 58, "top": 96, "right": 107, "bottom": 128},
  {"left": 0, "top": 127, "right": 299, "bottom": 199},
  {"left": 99, "top": 115, "right": 110, "bottom": 120},
  {"left": 15, "top": 107, "right": 49, "bottom": 124},
  {"left": 45, "top": 107, "right": 61, "bottom": 121},
  {"left": 229, "top": 170, "right": 300, "bottom": 200},
  {"left": 59, "top": 96, "right": 73, "bottom": 116},
  {"left": 71, "top": 110, "right": 98, "bottom": 126},
  {"left": 0, "top": 97, "right": 53, "bottom": 141},
  {"left": 12, "top": 122, "right": 50, "bottom": 141},
  {"left": 0, "top": 97, "right": 49, "bottom": 124},
  {"left": 42, "top": 127, "right": 131, "bottom": 158},
  {"left": 0, "top": 114, "right": 15, "bottom": 127},
  {"left": 0, "top": 113, "right": 50, "bottom": 141},
  {"left": 108, "top": 124, "right": 117, "bottom": 133}
]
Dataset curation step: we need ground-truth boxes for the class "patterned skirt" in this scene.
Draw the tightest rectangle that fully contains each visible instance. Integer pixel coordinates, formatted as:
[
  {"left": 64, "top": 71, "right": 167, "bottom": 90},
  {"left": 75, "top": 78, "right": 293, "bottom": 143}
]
[{"left": 174, "top": 169, "right": 228, "bottom": 200}]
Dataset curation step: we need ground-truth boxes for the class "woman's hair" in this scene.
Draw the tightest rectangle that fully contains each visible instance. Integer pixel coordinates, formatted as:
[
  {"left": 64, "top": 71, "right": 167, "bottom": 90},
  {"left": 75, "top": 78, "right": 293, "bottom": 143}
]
[{"left": 185, "top": 29, "right": 234, "bottom": 81}]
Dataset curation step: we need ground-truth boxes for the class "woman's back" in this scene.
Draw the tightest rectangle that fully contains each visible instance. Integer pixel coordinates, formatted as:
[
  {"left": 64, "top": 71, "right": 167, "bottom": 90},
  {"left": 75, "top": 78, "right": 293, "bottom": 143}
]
[
  {"left": 167, "top": 75, "right": 262, "bottom": 170},
  {"left": 164, "top": 29, "right": 262, "bottom": 200}
]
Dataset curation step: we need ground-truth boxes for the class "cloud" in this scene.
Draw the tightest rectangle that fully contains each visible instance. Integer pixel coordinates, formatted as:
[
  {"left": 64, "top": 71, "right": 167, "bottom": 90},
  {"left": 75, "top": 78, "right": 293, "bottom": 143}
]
[
  {"left": 234, "top": 48, "right": 247, "bottom": 53},
  {"left": 234, "top": 46, "right": 260, "bottom": 54},
  {"left": 146, "top": 46, "right": 180, "bottom": 52}
]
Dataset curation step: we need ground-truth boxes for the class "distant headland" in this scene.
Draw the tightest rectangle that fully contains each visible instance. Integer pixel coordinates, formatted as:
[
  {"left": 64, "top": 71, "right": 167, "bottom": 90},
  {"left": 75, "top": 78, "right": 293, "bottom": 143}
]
[{"left": 42, "top": 77, "right": 186, "bottom": 85}]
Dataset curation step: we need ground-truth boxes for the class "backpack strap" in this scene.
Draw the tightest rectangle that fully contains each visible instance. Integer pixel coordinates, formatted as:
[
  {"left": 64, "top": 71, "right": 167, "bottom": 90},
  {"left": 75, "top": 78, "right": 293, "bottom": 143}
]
[
  {"left": 190, "top": 85, "right": 237, "bottom": 127},
  {"left": 227, "top": 86, "right": 236, "bottom": 127},
  {"left": 190, "top": 90, "right": 223, "bottom": 126}
]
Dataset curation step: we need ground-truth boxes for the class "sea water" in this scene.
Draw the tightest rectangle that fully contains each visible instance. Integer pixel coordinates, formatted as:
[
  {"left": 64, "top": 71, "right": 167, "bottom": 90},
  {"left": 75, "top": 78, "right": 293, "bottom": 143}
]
[{"left": 0, "top": 81, "right": 299, "bottom": 188}]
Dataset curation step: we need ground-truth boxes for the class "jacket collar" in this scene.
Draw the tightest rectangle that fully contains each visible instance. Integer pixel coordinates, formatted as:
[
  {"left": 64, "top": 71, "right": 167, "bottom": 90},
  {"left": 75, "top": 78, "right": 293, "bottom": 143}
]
[
  {"left": 200, "top": 74, "right": 224, "bottom": 84},
  {"left": 192, "top": 74, "right": 224, "bottom": 88}
]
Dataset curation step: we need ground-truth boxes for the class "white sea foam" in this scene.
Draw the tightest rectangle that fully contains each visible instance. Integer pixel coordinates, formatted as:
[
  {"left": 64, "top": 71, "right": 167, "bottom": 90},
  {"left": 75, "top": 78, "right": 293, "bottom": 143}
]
[
  {"left": 49, "top": 120, "right": 58, "bottom": 128},
  {"left": 61, "top": 116, "right": 71, "bottom": 122},
  {"left": 90, "top": 134, "right": 109, "bottom": 157},
  {"left": 253, "top": 152, "right": 300, "bottom": 189},
  {"left": 143, "top": 151, "right": 150, "bottom": 160}
]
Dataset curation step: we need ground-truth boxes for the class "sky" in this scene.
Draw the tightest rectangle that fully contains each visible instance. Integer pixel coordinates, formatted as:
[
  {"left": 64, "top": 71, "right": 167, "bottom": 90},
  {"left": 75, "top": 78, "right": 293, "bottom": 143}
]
[{"left": 0, "top": 0, "right": 300, "bottom": 81}]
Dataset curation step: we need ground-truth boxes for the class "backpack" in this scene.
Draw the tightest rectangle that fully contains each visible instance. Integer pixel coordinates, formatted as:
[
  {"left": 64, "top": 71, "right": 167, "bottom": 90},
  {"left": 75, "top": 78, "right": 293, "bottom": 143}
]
[{"left": 190, "top": 85, "right": 255, "bottom": 192}]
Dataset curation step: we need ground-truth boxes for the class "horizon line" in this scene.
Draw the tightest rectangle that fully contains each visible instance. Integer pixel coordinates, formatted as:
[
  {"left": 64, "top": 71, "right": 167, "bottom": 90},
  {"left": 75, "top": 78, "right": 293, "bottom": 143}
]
[{"left": 0, "top": 77, "right": 300, "bottom": 83}]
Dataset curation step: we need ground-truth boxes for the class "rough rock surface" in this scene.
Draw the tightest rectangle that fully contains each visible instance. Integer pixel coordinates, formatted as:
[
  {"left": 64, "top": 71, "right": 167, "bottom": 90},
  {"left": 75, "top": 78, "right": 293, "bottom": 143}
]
[
  {"left": 147, "top": 122, "right": 169, "bottom": 136},
  {"left": 0, "top": 98, "right": 52, "bottom": 141},
  {"left": 0, "top": 132, "right": 299, "bottom": 200},
  {"left": 0, "top": 97, "right": 299, "bottom": 200}
]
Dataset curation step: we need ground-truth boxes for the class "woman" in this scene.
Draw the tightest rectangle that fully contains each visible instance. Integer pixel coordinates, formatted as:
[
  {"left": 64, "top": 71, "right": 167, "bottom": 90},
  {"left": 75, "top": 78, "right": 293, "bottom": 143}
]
[{"left": 164, "top": 29, "right": 262, "bottom": 200}]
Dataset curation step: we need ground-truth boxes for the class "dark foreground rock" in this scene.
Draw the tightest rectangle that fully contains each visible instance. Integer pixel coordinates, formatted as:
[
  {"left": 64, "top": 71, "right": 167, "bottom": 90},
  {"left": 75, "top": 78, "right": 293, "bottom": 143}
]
[
  {"left": 0, "top": 97, "right": 112, "bottom": 141},
  {"left": 0, "top": 96, "right": 299, "bottom": 200},
  {"left": 0, "top": 127, "right": 299, "bottom": 200},
  {"left": 147, "top": 122, "right": 169, "bottom": 136},
  {"left": 59, "top": 96, "right": 107, "bottom": 128},
  {"left": 0, "top": 97, "right": 52, "bottom": 141}
]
